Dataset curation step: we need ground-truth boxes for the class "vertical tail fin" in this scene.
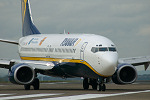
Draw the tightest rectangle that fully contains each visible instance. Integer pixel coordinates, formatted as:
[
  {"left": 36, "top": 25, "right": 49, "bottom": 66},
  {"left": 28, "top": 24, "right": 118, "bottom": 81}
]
[{"left": 21, "top": 0, "right": 41, "bottom": 36}]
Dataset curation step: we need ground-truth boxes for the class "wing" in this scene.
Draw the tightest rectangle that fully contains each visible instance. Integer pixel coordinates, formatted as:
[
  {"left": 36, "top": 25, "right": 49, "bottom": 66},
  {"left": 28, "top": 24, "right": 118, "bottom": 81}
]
[
  {"left": 119, "top": 56, "right": 150, "bottom": 70},
  {"left": 0, "top": 59, "right": 54, "bottom": 70}
]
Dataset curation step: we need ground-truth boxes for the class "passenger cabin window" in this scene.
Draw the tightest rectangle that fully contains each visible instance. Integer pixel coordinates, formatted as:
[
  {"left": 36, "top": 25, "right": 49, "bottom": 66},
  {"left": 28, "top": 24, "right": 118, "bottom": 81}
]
[{"left": 91, "top": 47, "right": 117, "bottom": 53}]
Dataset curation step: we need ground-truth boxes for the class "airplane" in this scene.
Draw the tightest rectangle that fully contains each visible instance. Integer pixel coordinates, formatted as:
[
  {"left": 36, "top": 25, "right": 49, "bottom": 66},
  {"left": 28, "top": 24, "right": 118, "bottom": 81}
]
[{"left": 0, "top": 0, "right": 150, "bottom": 91}]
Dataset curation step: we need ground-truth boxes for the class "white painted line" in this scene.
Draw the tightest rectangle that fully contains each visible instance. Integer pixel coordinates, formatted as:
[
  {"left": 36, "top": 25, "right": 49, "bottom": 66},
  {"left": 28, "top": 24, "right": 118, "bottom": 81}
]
[
  {"left": 0, "top": 93, "right": 62, "bottom": 100},
  {"left": 41, "top": 83, "right": 56, "bottom": 85},
  {"left": 37, "top": 90, "right": 150, "bottom": 100},
  {"left": 133, "top": 83, "right": 139, "bottom": 84},
  {"left": 0, "top": 85, "right": 5, "bottom": 86},
  {"left": 41, "top": 82, "right": 69, "bottom": 85},
  {"left": 0, "top": 94, "right": 13, "bottom": 96}
]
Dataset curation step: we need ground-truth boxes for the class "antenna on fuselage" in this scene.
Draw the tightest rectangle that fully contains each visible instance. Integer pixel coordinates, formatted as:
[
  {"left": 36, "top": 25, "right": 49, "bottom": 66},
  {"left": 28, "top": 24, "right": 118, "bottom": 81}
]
[
  {"left": 63, "top": 29, "right": 70, "bottom": 34},
  {"left": 64, "top": 29, "right": 66, "bottom": 34}
]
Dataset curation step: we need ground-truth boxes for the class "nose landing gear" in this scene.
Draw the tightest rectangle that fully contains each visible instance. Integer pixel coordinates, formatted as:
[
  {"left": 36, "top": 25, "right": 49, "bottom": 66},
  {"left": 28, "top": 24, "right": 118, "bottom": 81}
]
[
  {"left": 97, "top": 83, "right": 106, "bottom": 91},
  {"left": 83, "top": 77, "right": 106, "bottom": 91},
  {"left": 97, "top": 77, "right": 106, "bottom": 91}
]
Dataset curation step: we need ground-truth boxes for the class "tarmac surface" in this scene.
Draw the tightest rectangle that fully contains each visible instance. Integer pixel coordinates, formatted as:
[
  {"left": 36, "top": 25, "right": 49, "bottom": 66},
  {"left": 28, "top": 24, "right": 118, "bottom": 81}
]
[{"left": 0, "top": 81, "right": 150, "bottom": 100}]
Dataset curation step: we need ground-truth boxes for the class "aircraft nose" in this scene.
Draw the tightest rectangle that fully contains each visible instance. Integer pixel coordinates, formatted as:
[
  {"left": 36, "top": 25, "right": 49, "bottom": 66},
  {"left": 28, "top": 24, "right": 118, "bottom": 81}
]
[{"left": 100, "top": 53, "right": 118, "bottom": 76}]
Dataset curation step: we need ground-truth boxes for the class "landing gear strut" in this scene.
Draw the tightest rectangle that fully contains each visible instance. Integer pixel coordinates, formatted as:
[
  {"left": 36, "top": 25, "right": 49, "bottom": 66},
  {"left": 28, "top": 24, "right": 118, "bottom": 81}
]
[
  {"left": 24, "top": 78, "right": 40, "bottom": 90},
  {"left": 97, "top": 77, "right": 106, "bottom": 91}
]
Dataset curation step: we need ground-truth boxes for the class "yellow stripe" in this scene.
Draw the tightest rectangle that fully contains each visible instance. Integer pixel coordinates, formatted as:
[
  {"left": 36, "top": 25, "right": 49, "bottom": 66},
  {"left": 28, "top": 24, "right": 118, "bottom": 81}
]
[
  {"left": 22, "top": 0, "right": 27, "bottom": 24},
  {"left": 39, "top": 37, "right": 47, "bottom": 46},
  {"left": 74, "top": 39, "right": 81, "bottom": 47},
  {"left": 20, "top": 57, "right": 109, "bottom": 77}
]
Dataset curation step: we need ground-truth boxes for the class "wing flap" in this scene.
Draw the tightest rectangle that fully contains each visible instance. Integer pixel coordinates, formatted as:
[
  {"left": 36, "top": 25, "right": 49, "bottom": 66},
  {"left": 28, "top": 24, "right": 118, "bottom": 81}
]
[{"left": 0, "top": 59, "right": 15, "bottom": 69}]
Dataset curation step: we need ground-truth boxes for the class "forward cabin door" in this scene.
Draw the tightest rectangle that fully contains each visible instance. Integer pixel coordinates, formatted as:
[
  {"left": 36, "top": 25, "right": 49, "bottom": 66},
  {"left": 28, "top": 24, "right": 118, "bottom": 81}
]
[{"left": 80, "top": 42, "right": 88, "bottom": 60}]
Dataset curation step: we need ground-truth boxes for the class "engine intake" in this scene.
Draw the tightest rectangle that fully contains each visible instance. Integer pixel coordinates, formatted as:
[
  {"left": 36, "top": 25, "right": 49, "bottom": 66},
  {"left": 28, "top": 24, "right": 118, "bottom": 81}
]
[
  {"left": 112, "top": 63, "right": 137, "bottom": 84},
  {"left": 9, "top": 63, "right": 35, "bottom": 85}
]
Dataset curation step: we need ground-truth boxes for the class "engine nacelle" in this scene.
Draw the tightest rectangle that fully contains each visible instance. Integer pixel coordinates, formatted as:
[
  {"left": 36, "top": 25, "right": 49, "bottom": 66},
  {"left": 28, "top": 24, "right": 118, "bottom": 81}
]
[
  {"left": 112, "top": 63, "right": 137, "bottom": 84},
  {"left": 8, "top": 63, "right": 35, "bottom": 85}
]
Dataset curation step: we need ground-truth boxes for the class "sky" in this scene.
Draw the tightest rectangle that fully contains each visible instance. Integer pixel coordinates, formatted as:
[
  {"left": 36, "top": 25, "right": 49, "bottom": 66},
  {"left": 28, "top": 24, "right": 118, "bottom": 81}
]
[{"left": 0, "top": 0, "right": 150, "bottom": 76}]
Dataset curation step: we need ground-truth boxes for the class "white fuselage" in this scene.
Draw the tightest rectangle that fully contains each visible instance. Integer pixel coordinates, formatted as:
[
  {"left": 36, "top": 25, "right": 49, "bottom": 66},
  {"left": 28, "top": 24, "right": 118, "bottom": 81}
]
[{"left": 18, "top": 34, "right": 118, "bottom": 77}]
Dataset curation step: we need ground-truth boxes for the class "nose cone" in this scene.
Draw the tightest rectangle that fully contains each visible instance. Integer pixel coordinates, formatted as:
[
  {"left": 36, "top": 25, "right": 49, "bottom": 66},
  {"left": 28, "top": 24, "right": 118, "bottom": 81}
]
[{"left": 100, "top": 53, "right": 118, "bottom": 76}]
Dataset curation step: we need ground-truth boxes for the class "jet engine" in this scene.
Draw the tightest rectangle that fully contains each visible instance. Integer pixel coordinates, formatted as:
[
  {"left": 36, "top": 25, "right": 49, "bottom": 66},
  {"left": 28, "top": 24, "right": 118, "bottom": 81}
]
[
  {"left": 112, "top": 63, "right": 137, "bottom": 84},
  {"left": 8, "top": 63, "right": 35, "bottom": 85}
]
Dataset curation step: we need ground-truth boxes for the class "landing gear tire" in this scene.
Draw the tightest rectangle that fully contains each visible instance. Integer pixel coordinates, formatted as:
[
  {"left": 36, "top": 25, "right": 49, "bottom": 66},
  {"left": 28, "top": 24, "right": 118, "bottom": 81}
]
[
  {"left": 91, "top": 79, "right": 97, "bottom": 90},
  {"left": 32, "top": 78, "right": 40, "bottom": 90},
  {"left": 97, "top": 84, "right": 106, "bottom": 91},
  {"left": 102, "top": 84, "right": 106, "bottom": 91},
  {"left": 83, "top": 78, "right": 89, "bottom": 90},
  {"left": 24, "top": 84, "right": 30, "bottom": 90}
]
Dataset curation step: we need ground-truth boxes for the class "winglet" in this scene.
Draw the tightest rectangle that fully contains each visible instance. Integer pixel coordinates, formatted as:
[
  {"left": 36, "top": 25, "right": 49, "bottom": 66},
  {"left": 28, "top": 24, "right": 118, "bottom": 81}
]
[
  {"left": 21, "top": 0, "right": 41, "bottom": 36},
  {"left": 144, "top": 63, "right": 149, "bottom": 71}
]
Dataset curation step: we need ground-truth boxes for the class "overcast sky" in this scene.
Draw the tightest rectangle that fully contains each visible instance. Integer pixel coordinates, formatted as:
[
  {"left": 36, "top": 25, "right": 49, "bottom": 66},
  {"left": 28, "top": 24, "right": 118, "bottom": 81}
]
[{"left": 0, "top": 0, "right": 150, "bottom": 76}]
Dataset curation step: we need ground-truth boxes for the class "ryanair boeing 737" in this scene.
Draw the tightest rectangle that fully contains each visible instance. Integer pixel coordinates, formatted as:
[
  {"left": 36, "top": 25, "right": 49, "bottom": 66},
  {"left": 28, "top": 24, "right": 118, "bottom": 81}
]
[{"left": 0, "top": 0, "right": 150, "bottom": 91}]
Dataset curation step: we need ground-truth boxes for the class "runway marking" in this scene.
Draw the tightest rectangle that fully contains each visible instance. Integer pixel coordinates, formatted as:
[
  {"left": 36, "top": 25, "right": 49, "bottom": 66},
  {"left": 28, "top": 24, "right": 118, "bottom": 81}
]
[
  {"left": 0, "top": 93, "right": 62, "bottom": 100},
  {"left": 41, "top": 82, "right": 69, "bottom": 85},
  {"left": 0, "top": 94, "right": 13, "bottom": 96},
  {"left": 0, "top": 85, "right": 6, "bottom": 86},
  {"left": 36, "top": 90, "right": 150, "bottom": 100}
]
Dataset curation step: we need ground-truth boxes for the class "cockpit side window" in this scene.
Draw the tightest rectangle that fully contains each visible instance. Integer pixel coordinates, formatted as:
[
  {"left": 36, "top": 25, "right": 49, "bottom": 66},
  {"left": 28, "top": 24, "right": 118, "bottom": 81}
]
[
  {"left": 91, "top": 47, "right": 98, "bottom": 53},
  {"left": 109, "top": 47, "right": 117, "bottom": 52}
]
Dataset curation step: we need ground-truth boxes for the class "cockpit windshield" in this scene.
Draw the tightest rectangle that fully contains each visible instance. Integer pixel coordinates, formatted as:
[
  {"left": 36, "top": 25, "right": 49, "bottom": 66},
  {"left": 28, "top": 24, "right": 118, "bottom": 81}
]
[
  {"left": 99, "top": 47, "right": 108, "bottom": 51},
  {"left": 91, "top": 47, "right": 117, "bottom": 53}
]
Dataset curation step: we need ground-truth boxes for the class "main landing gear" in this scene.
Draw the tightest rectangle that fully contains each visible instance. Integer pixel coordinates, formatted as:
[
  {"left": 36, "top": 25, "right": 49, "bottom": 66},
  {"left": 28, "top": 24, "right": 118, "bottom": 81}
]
[
  {"left": 24, "top": 78, "right": 40, "bottom": 90},
  {"left": 83, "top": 77, "right": 106, "bottom": 91}
]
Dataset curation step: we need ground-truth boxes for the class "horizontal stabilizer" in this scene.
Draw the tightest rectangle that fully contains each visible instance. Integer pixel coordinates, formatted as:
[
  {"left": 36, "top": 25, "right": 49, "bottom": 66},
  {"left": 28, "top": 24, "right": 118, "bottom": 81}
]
[{"left": 0, "top": 39, "right": 18, "bottom": 45}]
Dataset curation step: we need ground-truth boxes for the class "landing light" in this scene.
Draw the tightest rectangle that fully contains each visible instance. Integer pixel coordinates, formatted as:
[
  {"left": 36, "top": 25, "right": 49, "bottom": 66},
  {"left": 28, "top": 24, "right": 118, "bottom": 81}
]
[{"left": 59, "top": 60, "right": 63, "bottom": 63}]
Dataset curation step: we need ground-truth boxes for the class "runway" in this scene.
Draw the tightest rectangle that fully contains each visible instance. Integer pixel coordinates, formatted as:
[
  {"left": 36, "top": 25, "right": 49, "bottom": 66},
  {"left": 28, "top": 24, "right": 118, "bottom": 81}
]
[{"left": 0, "top": 81, "right": 150, "bottom": 100}]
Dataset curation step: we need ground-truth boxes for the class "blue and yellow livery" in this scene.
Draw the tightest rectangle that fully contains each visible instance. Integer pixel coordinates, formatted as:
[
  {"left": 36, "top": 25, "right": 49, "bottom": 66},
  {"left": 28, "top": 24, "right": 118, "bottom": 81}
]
[
  {"left": 21, "top": 0, "right": 41, "bottom": 36},
  {"left": 0, "top": 0, "right": 149, "bottom": 91}
]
